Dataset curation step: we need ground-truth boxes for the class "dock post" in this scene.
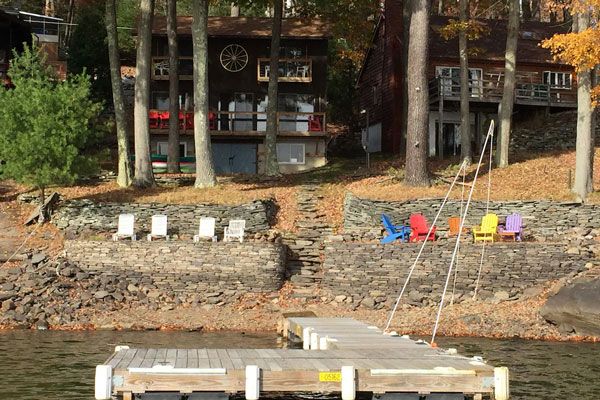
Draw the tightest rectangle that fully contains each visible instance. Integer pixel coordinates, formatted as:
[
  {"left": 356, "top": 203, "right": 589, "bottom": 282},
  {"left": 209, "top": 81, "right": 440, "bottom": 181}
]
[
  {"left": 310, "top": 332, "right": 320, "bottom": 350},
  {"left": 245, "top": 365, "right": 261, "bottom": 400},
  {"left": 319, "top": 335, "right": 329, "bottom": 350},
  {"left": 302, "top": 327, "right": 312, "bottom": 350},
  {"left": 494, "top": 367, "right": 510, "bottom": 400},
  {"left": 341, "top": 366, "right": 356, "bottom": 400},
  {"left": 94, "top": 365, "right": 112, "bottom": 400}
]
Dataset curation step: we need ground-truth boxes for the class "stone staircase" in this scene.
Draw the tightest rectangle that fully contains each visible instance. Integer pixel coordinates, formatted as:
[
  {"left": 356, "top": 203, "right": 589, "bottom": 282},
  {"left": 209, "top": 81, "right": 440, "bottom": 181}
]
[{"left": 283, "top": 184, "right": 334, "bottom": 299}]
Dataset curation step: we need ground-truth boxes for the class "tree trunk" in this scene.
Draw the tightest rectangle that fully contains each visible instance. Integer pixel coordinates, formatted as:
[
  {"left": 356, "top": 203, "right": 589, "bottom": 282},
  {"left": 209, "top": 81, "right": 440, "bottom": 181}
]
[
  {"left": 192, "top": 0, "right": 217, "bottom": 187},
  {"left": 495, "top": 0, "right": 519, "bottom": 168},
  {"left": 230, "top": 3, "right": 240, "bottom": 16},
  {"left": 573, "top": 11, "right": 594, "bottom": 201},
  {"left": 133, "top": 0, "right": 156, "bottom": 187},
  {"left": 531, "top": 0, "right": 540, "bottom": 20},
  {"left": 106, "top": 0, "right": 132, "bottom": 187},
  {"left": 405, "top": 0, "right": 431, "bottom": 186},
  {"left": 38, "top": 186, "right": 46, "bottom": 223},
  {"left": 438, "top": 0, "right": 443, "bottom": 15},
  {"left": 63, "top": 0, "right": 75, "bottom": 48},
  {"left": 400, "top": 0, "right": 411, "bottom": 153},
  {"left": 522, "top": 0, "right": 531, "bottom": 20},
  {"left": 264, "top": 0, "right": 283, "bottom": 176},
  {"left": 166, "top": 0, "right": 181, "bottom": 174},
  {"left": 459, "top": 0, "right": 471, "bottom": 165}
]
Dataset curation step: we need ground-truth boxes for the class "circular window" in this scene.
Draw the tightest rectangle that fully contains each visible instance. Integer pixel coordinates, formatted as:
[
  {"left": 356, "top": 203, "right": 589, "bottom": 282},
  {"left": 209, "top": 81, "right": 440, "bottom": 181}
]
[{"left": 220, "top": 44, "right": 249, "bottom": 72}]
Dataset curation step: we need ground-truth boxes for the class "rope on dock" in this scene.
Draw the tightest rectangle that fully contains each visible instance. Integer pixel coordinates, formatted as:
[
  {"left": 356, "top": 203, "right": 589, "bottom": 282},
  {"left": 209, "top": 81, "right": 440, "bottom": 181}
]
[
  {"left": 473, "top": 129, "right": 495, "bottom": 300},
  {"left": 384, "top": 159, "right": 468, "bottom": 332},
  {"left": 431, "top": 121, "right": 495, "bottom": 344}
]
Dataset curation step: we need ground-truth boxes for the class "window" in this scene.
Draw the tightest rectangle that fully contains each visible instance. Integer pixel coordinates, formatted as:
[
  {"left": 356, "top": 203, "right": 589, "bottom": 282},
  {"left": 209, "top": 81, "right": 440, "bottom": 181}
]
[
  {"left": 151, "top": 92, "right": 169, "bottom": 110},
  {"left": 543, "top": 71, "right": 572, "bottom": 89},
  {"left": 373, "top": 84, "right": 379, "bottom": 105},
  {"left": 157, "top": 142, "right": 187, "bottom": 157},
  {"left": 277, "top": 143, "right": 305, "bottom": 164},
  {"left": 435, "top": 66, "right": 483, "bottom": 97}
]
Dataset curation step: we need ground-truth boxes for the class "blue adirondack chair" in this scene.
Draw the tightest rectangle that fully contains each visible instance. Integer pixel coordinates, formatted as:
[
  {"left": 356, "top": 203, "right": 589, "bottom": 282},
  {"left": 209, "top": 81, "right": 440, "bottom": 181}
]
[
  {"left": 498, "top": 213, "right": 523, "bottom": 241},
  {"left": 381, "top": 214, "right": 411, "bottom": 243}
]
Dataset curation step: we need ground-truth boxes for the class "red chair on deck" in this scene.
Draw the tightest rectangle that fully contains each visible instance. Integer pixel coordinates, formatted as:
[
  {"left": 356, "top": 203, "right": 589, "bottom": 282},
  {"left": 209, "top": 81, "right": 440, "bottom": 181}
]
[
  {"left": 409, "top": 213, "right": 436, "bottom": 242},
  {"left": 158, "top": 111, "right": 170, "bottom": 129},
  {"left": 149, "top": 111, "right": 160, "bottom": 129},
  {"left": 209, "top": 112, "right": 216, "bottom": 130},
  {"left": 185, "top": 112, "right": 194, "bottom": 130},
  {"left": 308, "top": 115, "right": 322, "bottom": 132}
]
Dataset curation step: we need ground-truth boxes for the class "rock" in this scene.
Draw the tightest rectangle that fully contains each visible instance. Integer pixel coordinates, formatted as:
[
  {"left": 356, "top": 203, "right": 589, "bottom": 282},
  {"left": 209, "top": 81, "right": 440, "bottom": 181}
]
[
  {"left": 147, "top": 290, "right": 161, "bottom": 299},
  {"left": 94, "top": 290, "right": 110, "bottom": 299},
  {"left": 494, "top": 291, "right": 510, "bottom": 301},
  {"left": 540, "top": 277, "right": 600, "bottom": 336},
  {"left": 1, "top": 299, "right": 15, "bottom": 312},
  {"left": 80, "top": 292, "right": 92, "bottom": 301},
  {"left": 334, "top": 295, "right": 347, "bottom": 303},
  {"left": 361, "top": 297, "right": 376, "bottom": 309},
  {"left": 35, "top": 320, "right": 49, "bottom": 330},
  {"left": 1, "top": 282, "right": 15, "bottom": 291},
  {"left": 31, "top": 253, "right": 47, "bottom": 265},
  {"left": 0, "top": 291, "right": 17, "bottom": 302},
  {"left": 523, "top": 286, "right": 544, "bottom": 298}
]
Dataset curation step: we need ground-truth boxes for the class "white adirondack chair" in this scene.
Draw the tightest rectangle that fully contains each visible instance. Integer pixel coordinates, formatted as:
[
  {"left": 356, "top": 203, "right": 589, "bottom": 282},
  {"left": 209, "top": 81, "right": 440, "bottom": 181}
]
[
  {"left": 194, "top": 217, "right": 217, "bottom": 242},
  {"left": 112, "top": 214, "right": 136, "bottom": 241},
  {"left": 147, "top": 215, "right": 169, "bottom": 241},
  {"left": 223, "top": 220, "right": 245, "bottom": 243}
]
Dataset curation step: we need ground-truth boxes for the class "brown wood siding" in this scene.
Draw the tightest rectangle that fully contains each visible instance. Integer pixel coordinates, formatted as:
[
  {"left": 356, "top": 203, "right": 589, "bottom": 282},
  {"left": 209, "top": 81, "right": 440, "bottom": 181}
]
[{"left": 150, "top": 35, "right": 328, "bottom": 113}]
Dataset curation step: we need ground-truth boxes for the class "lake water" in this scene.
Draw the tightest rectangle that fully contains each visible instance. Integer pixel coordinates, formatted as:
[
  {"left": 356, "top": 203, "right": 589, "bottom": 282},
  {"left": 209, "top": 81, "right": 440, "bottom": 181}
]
[{"left": 0, "top": 330, "right": 598, "bottom": 399}]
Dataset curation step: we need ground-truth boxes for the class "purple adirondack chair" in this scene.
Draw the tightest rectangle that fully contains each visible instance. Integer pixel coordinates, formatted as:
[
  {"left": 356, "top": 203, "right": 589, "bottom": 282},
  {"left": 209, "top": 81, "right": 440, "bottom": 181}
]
[{"left": 499, "top": 213, "right": 523, "bottom": 241}]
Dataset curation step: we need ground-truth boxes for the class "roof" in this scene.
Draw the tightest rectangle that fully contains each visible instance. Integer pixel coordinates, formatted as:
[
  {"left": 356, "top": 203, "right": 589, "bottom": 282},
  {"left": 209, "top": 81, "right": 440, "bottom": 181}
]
[
  {"left": 429, "top": 15, "right": 570, "bottom": 65},
  {"left": 149, "top": 16, "right": 332, "bottom": 39}
]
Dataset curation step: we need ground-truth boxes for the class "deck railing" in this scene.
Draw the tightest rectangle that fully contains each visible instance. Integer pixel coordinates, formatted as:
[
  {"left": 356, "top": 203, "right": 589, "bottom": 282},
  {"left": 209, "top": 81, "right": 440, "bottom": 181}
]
[
  {"left": 149, "top": 109, "right": 326, "bottom": 134},
  {"left": 151, "top": 56, "right": 194, "bottom": 80},
  {"left": 429, "top": 77, "right": 577, "bottom": 106},
  {"left": 257, "top": 58, "right": 312, "bottom": 82}
]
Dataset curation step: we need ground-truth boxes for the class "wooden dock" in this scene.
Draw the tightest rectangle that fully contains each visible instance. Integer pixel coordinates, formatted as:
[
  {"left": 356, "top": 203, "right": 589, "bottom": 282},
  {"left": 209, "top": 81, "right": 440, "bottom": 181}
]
[{"left": 95, "top": 317, "right": 509, "bottom": 400}]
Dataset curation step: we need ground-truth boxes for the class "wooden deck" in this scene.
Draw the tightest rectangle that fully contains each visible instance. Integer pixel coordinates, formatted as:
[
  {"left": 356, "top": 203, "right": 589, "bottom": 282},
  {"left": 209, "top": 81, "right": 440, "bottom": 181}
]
[{"left": 95, "top": 318, "right": 509, "bottom": 400}]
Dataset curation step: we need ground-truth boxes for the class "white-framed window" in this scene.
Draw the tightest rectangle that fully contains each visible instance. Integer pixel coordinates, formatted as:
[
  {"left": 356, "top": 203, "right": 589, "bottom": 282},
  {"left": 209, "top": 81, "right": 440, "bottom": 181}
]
[
  {"left": 277, "top": 143, "right": 305, "bottom": 164},
  {"left": 543, "top": 71, "right": 572, "bottom": 89},
  {"left": 435, "top": 66, "right": 483, "bottom": 97},
  {"left": 157, "top": 141, "right": 187, "bottom": 157}
]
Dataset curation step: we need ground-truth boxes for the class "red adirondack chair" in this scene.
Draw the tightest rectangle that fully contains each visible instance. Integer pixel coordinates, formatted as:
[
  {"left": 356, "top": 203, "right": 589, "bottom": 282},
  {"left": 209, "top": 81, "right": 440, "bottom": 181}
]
[{"left": 410, "top": 213, "right": 436, "bottom": 242}]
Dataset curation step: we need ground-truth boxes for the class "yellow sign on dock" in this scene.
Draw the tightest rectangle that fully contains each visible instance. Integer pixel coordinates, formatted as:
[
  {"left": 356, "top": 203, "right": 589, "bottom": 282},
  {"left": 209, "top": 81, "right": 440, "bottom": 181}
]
[{"left": 319, "top": 372, "right": 342, "bottom": 382}]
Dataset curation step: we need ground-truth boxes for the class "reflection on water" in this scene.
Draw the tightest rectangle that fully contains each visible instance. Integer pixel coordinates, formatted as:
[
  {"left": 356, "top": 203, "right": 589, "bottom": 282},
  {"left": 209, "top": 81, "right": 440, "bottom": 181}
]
[{"left": 0, "top": 330, "right": 598, "bottom": 400}]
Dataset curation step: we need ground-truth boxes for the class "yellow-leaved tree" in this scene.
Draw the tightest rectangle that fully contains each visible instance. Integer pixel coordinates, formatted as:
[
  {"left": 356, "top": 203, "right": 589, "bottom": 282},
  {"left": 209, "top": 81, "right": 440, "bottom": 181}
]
[{"left": 542, "top": 0, "right": 598, "bottom": 201}]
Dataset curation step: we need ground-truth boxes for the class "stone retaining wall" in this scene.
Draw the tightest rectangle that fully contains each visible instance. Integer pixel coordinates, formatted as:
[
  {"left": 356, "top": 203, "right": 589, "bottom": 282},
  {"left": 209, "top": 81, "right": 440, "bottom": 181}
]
[
  {"left": 322, "top": 242, "right": 595, "bottom": 307},
  {"left": 343, "top": 193, "right": 600, "bottom": 240},
  {"left": 64, "top": 240, "right": 285, "bottom": 297},
  {"left": 53, "top": 199, "right": 274, "bottom": 236},
  {"left": 510, "top": 111, "right": 600, "bottom": 153}
]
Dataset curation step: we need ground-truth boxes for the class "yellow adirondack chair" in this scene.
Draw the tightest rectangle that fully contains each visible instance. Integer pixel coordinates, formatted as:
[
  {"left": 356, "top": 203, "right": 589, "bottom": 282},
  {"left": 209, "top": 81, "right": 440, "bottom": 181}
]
[{"left": 472, "top": 213, "right": 498, "bottom": 243}]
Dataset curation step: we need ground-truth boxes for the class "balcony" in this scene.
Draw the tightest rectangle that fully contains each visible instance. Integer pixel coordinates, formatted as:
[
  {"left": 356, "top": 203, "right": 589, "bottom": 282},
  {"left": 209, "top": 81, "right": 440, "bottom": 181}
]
[
  {"left": 257, "top": 58, "right": 312, "bottom": 83},
  {"left": 152, "top": 56, "right": 194, "bottom": 80},
  {"left": 429, "top": 77, "right": 577, "bottom": 107},
  {"left": 149, "top": 110, "right": 326, "bottom": 136}
]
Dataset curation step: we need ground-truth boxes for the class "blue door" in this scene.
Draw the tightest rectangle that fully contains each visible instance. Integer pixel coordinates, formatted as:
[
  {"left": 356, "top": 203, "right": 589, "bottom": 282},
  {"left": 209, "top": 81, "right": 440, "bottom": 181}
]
[{"left": 211, "top": 143, "right": 257, "bottom": 174}]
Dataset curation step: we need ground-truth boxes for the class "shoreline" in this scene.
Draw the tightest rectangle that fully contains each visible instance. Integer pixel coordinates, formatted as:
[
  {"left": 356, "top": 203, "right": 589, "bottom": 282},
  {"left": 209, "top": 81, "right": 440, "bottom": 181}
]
[{"left": 2, "top": 290, "right": 597, "bottom": 342}]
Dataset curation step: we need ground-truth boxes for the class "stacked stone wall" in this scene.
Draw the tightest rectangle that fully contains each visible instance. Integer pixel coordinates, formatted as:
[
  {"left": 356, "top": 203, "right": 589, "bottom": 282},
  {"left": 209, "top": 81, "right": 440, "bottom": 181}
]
[
  {"left": 343, "top": 193, "right": 600, "bottom": 240},
  {"left": 322, "top": 242, "right": 595, "bottom": 307},
  {"left": 64, "top": 241, "right": 285, "bottom": 297},
  {"left": 53, "top": 199, "right": 274, "bottom": 236}
]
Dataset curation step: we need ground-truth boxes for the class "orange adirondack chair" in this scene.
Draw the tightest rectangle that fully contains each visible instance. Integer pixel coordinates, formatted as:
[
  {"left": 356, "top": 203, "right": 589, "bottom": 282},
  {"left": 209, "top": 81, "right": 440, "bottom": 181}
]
[
  {"left": 410, "top": 213, "right": 436, "bottom": 242},
  {"left": 448, "top": 217, "right": 465, "bottom": 235}
]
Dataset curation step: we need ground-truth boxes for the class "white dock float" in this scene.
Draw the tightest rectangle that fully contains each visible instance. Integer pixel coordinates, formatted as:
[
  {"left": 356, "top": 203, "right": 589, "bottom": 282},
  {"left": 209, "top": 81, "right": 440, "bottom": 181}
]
[{"left": 95, "top": 317, "right": 509, "bottom": 400}]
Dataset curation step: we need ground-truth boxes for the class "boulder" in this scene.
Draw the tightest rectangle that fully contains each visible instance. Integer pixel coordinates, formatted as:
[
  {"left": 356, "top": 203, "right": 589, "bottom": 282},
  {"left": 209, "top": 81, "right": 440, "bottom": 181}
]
[{"left": 540, "top": 278, "right": 600, "bottom": 337}]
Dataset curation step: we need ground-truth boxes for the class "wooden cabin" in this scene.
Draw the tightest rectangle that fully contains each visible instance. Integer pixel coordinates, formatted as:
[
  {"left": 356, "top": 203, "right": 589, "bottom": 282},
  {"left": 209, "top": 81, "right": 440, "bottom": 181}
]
[
  {"left": 146, "top": 16, "right": 331, "bottom": 174},
  {"left": 355, "top": 2, "right": 576, "bottom": 156},
  {"left": 0, "top": 8, "right": 31, "bottom": 84}
]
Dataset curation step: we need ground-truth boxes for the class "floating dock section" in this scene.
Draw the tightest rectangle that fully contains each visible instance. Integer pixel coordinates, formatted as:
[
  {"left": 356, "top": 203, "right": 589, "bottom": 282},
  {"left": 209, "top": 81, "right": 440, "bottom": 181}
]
[{"left": 95, "top": 318, "right": 509, "bottom": 400}]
